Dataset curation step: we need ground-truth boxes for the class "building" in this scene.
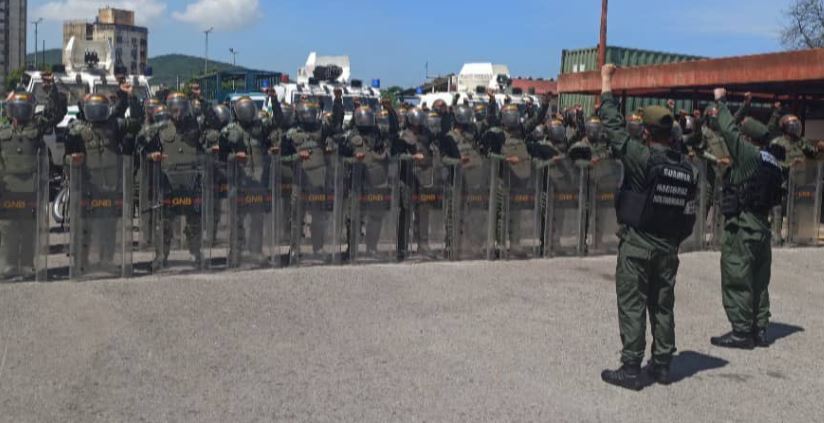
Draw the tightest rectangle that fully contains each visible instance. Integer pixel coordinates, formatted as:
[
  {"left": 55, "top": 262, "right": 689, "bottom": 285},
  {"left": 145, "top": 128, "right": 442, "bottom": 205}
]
[
  {"left": 558, "top": 46, "right": 703, "bottom": 115},
  {"left": 63, "top": 7, "right": 148, "bottom": 75},
  {"left": 0, "top": 0, "right": 27, "bottom": 91}
]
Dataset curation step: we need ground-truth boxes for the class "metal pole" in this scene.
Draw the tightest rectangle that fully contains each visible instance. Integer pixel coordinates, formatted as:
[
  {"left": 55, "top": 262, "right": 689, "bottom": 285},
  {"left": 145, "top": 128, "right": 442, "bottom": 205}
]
[
  {"left": 596, "top": 0, "right": 608, "bottom": 103},
  {"left": 229, "top": 48, "right": 238, "bottom": 91},
  {"left": 32, "top": 18, "right": 43, "bottom": 69},
  {"left": 204, "top": 27, "right": 214, "bottom": 75}
]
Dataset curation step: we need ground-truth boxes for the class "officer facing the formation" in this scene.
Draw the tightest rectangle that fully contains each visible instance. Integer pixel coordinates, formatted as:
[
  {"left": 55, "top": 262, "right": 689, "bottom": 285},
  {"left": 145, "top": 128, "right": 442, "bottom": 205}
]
[
  {"left": 598, "top": 64, "right": 698, "bottom": 390},
  {"left": 222, "top": 93, "right": 283, "bottom": 265},
  {"left": 65, "top": 84, "right": 143, "bottom": 273},
  {"left": 144, "top": 92, "right": 205, "bottom": 270},
  {"left": 0, "top": 83, "right": 66, "bottom": 280},
  {"left": 710, "top": 88, "right": 824, "bottom": 349}
]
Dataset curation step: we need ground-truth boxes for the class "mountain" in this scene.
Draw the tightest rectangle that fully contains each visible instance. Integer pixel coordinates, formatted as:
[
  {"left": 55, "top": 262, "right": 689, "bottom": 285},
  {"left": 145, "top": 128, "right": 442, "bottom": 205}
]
[{"left": 26, "top": 50, "right": 272, "bottom": 88}]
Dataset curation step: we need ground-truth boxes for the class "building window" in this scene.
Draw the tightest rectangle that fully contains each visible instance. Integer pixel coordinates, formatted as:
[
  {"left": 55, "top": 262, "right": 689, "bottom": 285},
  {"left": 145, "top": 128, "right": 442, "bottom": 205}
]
[{"left": 116, "top": 36, "right": 123, "bottom": 44}]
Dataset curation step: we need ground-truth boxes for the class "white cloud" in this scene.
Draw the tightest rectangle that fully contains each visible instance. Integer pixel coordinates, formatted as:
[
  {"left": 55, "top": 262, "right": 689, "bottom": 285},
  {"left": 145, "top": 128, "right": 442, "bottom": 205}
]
[
  {"left": 172, "top": 0, "right": 261, "bottom": 31},
  {"left": 34, "top": 0, "right": 167, "bottom": 25}
]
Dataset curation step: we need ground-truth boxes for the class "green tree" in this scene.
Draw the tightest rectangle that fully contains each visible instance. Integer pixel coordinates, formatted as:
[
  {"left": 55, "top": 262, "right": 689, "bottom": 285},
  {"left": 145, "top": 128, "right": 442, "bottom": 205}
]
[
  {"left": 4, "top": 67, "right": 26, "bottom": 93},
  {"left": 382, "top": 86, "right": 404, "bottom": 106}
]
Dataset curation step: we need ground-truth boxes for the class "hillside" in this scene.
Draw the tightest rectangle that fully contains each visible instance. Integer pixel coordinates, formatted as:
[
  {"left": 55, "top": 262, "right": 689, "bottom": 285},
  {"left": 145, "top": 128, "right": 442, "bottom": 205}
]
[
  {"left": 26, "top": 50, "right": 270, "bottom": 88},
  {"left": 26, "top": 49, "right": 62, "bottom": 68}
]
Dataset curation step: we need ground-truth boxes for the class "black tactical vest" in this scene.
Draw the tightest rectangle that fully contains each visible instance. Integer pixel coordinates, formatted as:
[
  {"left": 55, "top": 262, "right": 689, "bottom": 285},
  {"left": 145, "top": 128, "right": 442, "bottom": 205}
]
[
  {"left": 721, "top": 150, "right": 784, "bottom": 218},
  {"left": 616, "top": 150, "right": 698, "bottom": 242}
]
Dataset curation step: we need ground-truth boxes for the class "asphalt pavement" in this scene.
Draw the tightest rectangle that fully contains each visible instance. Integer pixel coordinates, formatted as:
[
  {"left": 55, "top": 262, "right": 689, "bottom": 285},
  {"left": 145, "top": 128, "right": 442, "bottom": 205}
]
[{"left": 0, "top": 248, "right": 821, "bottom": 422}]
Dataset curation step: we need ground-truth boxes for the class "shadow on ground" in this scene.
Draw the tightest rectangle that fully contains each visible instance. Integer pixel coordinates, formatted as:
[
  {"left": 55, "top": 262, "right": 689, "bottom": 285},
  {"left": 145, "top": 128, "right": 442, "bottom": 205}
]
[
  {"left": 768, "top": 322, "right": 805, "bottom": 344},
  {"left": 668, "top": 351, "right": 729, "bottom": 384}
]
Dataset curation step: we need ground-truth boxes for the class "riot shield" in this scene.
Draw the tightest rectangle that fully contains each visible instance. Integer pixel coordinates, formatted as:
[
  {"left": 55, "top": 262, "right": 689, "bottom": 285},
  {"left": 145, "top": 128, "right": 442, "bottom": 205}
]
[
  {"left": 786, "top": 161, "right": 823, "bottom": 246},
  {"left": 148, "top": 154, "right": 209, "bottom": 273},
  {"left": 496, "top": 159, "right": 545, "bottom": 260},
  {"left": 445, "top": 157, "right": 496, "bottom": 261},
  {"left": 347, "top": 157, "right": 400, "bottom": 263},
  {"left": 289, "top": 151, "right": 344, "bottom": 266},
  {"left": 68, "top": 155, "right": 133, "bottom": 280},
  {"left": 545, "top": 158, "right": 587, "bottom": 257},
  {"left": 226, "top": 154, "right": 280, "bottom": 269},
  {"left": 398, "top": 155, "right": 447, "bottom": 261},
  {"left": 202, "top": 152, "right": 229, "bottom": 269},
  {"left": 587, "top": 159, "right": 623, "bottom": 256},
  {"left": 0, "top": 150, "right": 49, "bottom": 282},
  {"left": 680, "top": 158, "right": 710, "bottom": 252}
]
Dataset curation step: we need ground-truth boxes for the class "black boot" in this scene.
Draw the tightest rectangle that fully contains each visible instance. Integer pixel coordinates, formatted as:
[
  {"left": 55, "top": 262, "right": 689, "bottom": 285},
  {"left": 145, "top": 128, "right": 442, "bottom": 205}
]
[
  {"left": 601, "top": 363, "right": 643, "bottom": 391},
  {"left": 711, "top": 331, "right": 755, "bottom": 350},
  {"left": 645, "top": 362, "right": 671, "bottom": 385},
  {"left": 753, "top": 328, "right": 771, "bottom": 348}
]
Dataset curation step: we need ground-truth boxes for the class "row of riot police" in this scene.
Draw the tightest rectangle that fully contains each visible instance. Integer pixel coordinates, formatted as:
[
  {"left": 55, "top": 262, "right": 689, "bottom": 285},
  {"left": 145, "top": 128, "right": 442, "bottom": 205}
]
[{"left": 2, "top": 80, "right": 822, "bottom": 282}]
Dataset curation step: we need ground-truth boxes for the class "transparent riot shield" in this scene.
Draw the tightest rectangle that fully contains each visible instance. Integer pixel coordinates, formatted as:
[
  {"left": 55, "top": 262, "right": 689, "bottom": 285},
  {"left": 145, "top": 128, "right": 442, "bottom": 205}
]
[
  {"left": 680, "top": 158, "right": 709, "bottom": 252},
  {"left": 226, "top": 154, "right": 280, "bottom": 269},
  {"left": 68, "top": 155, "right": 133, "bottom": 280},
  {"left": 148, "top": 154, "right": 209, "bottom": 273},
  {"left": 587, "top": 159, "right": 623, "bottom": 256},
  {"left": 289, "top": 151, "right": 344, "bottom": 266},
  {"left": 137, "top": 155, "right": 153, "bottom": 250},
  {"left": 0, "top": 150, "right": 49, "bottom": 282},
  {"left": 445, "top": 157, "right": 496, "bottom": 261},
  {"left": 496, "top": 159, "right": 544, "bottom": 260},
  {"left": 546, "top": 158, "right": 587, "bottom": 257},
  {"left": 786, "top": 161, "right": 823, "bottom": 246},
  {"left": 399, "top": 155, "right": 447, "bottom": 261},
  {"left": 347, "top": 157, "right": 400, "bottom": 263},
  {"left": 202, "top": 152, "right": 229, "bottom": 269}
]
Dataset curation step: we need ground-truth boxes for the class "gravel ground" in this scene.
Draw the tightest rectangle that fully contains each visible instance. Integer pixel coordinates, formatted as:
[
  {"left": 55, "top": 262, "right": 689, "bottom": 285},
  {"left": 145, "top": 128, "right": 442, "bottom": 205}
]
[{"left": 0, "top": 248, "right": 821, "bottom": 422}]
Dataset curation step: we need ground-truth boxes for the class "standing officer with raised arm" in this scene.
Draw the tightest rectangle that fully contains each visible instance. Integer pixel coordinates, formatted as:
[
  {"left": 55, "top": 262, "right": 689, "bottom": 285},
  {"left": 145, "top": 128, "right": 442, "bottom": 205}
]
[{"left": 598, "top": 64, "right": 698, "bottom": 390}]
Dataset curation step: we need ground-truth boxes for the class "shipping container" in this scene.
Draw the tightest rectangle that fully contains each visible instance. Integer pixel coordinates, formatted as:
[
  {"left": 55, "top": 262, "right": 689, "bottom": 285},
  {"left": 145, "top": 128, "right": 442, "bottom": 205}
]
[{"left": 559, "top": 46, "right": 705, "bottom": 116}]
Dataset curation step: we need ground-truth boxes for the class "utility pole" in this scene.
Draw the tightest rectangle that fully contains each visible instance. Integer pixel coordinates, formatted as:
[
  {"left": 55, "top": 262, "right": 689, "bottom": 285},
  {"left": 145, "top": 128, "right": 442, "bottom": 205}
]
[
  {"left": 32, "top": 18, "right": 43, "bottom": 69},
  {"left": 596, "top": 0, "right": 608, "bottom": 103},
  {"left": 229, "top": 48, "right": 238, "bottom": 90},
  {"left": 203, "top": 27, "right": 214, "bottom": 75}
]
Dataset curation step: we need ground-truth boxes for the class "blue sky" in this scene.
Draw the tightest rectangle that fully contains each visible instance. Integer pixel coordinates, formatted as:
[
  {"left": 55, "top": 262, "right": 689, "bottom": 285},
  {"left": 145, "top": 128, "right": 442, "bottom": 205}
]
[{"left": 30, "top": 0, "right": 794, "bottom": 87}]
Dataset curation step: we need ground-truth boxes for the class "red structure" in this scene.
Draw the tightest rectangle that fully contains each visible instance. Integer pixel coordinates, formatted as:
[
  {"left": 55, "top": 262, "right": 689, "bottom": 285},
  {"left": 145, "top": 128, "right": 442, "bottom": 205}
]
[
  {"left": 512, "top": 78, "right": 558, "bottom": 96},
  {"left": 557, "top": 48, "right": 824, "bottom": 102}
]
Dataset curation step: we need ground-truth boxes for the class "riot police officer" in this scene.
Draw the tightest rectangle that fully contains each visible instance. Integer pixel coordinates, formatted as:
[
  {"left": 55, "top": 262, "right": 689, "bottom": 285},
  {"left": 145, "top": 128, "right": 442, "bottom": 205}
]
[
  {"left": 222, "top": 94, "right": 283, "bottom": 265},
  {"left": 144, "top": 92, "right": 205, "bottom": 270},
  {"left": 599, "top": 64, "right": 698, "bottom": 390},
  {"left": 65, "top": 84, "right": 143, "bottom": 275},
  {"left": 397, "top": 107, "right": 438, "bottom": 258},
  {"left": 0, "top": 87, "right": 65, "bottom": 280},
  {"left": 344, "top": 104, "right": 394, "bottom": 258},
  {"left": 284, "top": 90, "right": 344, "bottom": 262}
]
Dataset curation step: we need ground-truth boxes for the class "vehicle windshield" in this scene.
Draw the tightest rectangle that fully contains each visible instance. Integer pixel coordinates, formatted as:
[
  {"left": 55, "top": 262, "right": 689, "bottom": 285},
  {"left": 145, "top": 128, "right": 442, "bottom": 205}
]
[
  {"left": 93, "top": 84, "right": 150, "bottom": 102},
  {"left": 32, "top": 82, "right": 89, "bottom": 106}
]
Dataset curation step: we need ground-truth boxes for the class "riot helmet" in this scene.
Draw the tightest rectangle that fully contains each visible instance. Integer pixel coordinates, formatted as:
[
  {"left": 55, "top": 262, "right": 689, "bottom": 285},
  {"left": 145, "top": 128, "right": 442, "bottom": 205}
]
[
  {"left": 6, "top": 92, "right": 35, "bottom": 123},
  {"left": 704, "top": 106, "right": 720, "bottom": 130},
  {"left": 280, "top": 103, "right": 296, "bottom": 128},
  {"left": 500, "top": 104, "right": 521, "bottom": 129},
  {"left": 353, "top": 106, "right": 376, "bottom": 128},
  {"left": 296, "top": 100, "right": 321, "bottom": 125},
  {"left": 82, "top": 94, "right": 112, "bottom": 123},
  {"left": 585, "top": 117, "right": 604, "bottom": 141},
  {"left": 407, "top": 108, "right": 426, "bottom": 129},
  {"left": 426, "top": 111, "right": 442, "bottom": 134},
  {"left": 377, "top": 110, "right": 391, "bottom": 134},
  {"left": 191, "top": 98, "right": 203, "bottom": 117},
  {"left": 547, "top": 118, "right": 567, "bottom": 144},
  {"left": 166, "top": 92, "right": 191, "bottom": 122},
  {"left": 145, "top": 97, "right": 163, "bottom": 121},
  {"left": 781, "top": 115, "right": 803, "bottom": 138},
  {"left": 626, "top": 112, "right": 644, "bottom": 138},
  {"left": 210, "top": 104, "right": 232, "bottom": 129},
  {"left": 453, "top": 104, "right": 473, "bottom": 126},
  {"left": 233, "top": 96, "right": 258, "bottom": 124},
  {"left": 530, "top": 125, "right": 546, "bottom": 141},
  {"left": 474, "top": 103, "right": 488, "bottom": 121},
  {"left": 153, "top": 105, "right": 170, "bottom": 123},
  {"left": 680, "top": 115, "right": 696, "bottom": 136}
]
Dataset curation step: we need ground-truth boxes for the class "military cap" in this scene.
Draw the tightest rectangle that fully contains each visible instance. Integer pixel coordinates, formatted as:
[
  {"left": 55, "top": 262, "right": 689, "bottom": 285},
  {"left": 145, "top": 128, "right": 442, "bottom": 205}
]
[{"left": 642, "top": 105, "right": 674, "bottom": 131}]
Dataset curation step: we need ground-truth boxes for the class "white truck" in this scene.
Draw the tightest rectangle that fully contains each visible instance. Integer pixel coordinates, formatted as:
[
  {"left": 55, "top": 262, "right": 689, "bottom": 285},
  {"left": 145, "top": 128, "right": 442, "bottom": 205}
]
[{"left": 270, "top": 52, "right": 382, "bottom": 123}]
